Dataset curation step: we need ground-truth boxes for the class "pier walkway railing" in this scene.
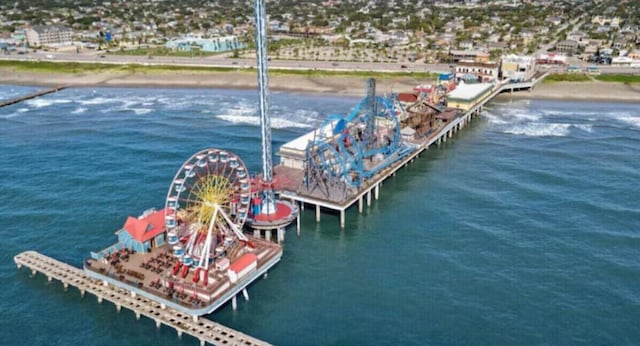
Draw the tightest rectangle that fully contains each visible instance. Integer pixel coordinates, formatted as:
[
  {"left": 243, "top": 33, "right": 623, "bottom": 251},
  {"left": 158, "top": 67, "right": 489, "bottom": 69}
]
[{"left": 14, "top": 251, "right": 271, "bottom": 346}]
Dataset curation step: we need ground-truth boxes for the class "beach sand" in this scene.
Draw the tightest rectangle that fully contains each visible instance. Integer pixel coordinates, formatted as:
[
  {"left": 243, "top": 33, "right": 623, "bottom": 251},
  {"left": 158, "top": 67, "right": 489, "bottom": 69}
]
[{"left": 2, "top": 68, "right": 639, "bottom": 101}]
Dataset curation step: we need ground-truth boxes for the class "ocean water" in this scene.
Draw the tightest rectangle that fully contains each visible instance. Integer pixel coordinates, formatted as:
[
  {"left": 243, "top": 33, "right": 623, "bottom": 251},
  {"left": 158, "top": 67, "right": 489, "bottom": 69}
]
[{"left": 1, "top": 85, "right": 639, "bottom": 345}]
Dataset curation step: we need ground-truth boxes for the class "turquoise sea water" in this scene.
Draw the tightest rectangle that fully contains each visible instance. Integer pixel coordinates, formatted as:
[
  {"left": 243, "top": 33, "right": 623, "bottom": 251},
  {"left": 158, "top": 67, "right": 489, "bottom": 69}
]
[{"left": 1, "top": 85, "right": 639, "bottom": 345}]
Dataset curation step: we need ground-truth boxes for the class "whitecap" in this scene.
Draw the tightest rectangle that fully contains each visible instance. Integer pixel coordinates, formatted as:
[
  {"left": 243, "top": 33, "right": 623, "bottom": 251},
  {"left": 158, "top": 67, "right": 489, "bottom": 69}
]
[
  {"left": 216, "top": 114, "right": 260, "bottom": 126},
  {"left": 216, "top": 114, "right": 312, "bottom": 129},
  {"left": 25, "top": 98, "right": 72, "bottom": 108},
  {"left": 504, "top": 123, "right": 571, "bottom": 137},
  {"left": 617, "top": 116, "right": 640, "bottom": 129},
  {"left": 71, "top": 107, "right": 87, "bottom": 114},
  {"left": 572, "top": 124, "right": 593, "bottom": 133},
  {"left": 130, "top": 108, "right": 153, "bottom": 115},
  {"left": 77, "top": 97, "right": 119, "bottom": 105}
]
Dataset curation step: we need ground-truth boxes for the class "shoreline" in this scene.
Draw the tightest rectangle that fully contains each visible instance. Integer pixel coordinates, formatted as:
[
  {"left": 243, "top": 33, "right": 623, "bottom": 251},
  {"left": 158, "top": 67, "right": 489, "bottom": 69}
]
[{"left": 2, "top": 68, "right": 640, "bottom": 102}]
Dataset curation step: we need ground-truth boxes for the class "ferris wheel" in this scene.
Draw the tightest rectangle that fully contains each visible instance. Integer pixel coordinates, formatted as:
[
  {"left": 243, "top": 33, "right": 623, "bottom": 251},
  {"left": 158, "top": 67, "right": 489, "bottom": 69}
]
[{"left": 164, "top": 148, "right": 251, "bottom": 276}]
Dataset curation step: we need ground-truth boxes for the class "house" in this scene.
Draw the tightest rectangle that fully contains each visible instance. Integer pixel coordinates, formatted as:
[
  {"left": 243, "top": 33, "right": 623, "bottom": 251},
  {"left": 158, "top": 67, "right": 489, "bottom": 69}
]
[
  {"left": 555, "top": 39, "right": 579, "bottom": 55},
  {"left": 567, "top": 31, "right": 587, "bottom": 45},
  {"left": 546, "top": 16, "right": 563, "bottom": 26},
  {"left": 116, "top": 208, "right": 171, "bottom": 253},
  {"left": 628, "top": 50, "right": 640, "bottom": 60},
  {"left": 459, "top": 41, "right": 473, "bottom": 50}
]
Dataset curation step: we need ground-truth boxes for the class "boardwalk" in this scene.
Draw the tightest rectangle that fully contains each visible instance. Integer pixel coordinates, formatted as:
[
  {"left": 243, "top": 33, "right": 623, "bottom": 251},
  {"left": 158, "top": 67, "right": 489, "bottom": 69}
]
[{"left": 14, "top": 251, "right": 271, "bottom": 346}]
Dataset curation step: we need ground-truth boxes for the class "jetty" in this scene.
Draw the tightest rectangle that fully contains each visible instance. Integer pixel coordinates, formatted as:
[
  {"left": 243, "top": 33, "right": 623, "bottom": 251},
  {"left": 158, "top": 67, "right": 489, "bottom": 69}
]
[
  {"left": 14, "top": 251, "right": 270, "bottom": 346},
  {"left": 0, "top": 85, "right": 68, "bottom": 108},
  {"left": 273, "top": 73, "right": 548, "bottom": 228}
]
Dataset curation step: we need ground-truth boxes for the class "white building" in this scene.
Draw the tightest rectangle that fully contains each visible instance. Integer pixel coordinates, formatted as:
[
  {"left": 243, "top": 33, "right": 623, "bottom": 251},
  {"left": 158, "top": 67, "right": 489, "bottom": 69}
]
[
  {"left": 501, "top": 55, "right": 536, "bottom": 82},
  {"left": 26, "top": 25, "right": 73, "bottom": 47}
]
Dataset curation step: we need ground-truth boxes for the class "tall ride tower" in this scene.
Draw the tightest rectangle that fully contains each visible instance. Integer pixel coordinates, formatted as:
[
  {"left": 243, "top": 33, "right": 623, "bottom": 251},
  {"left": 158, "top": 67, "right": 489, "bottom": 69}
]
[{"left": 248, "top": 0, "right": 298, "bottom": 241}]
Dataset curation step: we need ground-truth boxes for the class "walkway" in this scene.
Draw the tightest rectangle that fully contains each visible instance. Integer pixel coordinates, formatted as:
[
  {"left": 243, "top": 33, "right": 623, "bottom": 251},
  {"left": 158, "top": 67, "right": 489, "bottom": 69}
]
[{"left": 14, "top": 250, "right": 271, "bottom": 346}]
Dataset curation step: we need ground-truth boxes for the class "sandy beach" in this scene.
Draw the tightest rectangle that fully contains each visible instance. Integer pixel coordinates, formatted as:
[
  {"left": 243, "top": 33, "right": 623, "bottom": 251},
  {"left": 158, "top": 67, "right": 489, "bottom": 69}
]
[{"left": 2, "top": 68, "right": 640, "bottom": 101}]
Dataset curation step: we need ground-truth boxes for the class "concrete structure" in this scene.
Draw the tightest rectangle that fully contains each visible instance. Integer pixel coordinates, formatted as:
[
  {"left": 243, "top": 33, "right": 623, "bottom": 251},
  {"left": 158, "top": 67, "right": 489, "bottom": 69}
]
[
  {"left": 555, "top": 40, "right": 579, "bottom": 55},
  {"left": 445, "top": 82, "right": 494, "bottom": 111},
  {"left": 455, "top": 60, "right": 500, "bottom": 83},
  {"left": 448, "top": 50, "right": 490, "bottom": 63},
  {"left": 26, "top": 25, "right": 72, "bottom": 47},
  {"left": 14, "top": 251, "right": 270, "bottom": 346},
  {"left": 501, "top": 55, "right": 536, "bottom": 82},
  {"left": 165, "top": 35, "right": 245, "bottom": 52}
]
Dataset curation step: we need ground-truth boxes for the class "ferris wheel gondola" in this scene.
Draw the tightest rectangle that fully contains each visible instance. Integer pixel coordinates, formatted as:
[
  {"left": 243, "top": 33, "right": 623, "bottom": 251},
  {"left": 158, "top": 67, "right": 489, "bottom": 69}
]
[{"left": 164, "top": 148, "right": 251, "bottom": 278}]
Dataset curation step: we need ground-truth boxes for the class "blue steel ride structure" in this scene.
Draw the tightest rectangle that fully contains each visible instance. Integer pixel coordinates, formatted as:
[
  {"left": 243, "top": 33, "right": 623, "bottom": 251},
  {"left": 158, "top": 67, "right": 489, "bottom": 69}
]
[{"left": 303, "top": 79, "right": 416, "bottom": 198}]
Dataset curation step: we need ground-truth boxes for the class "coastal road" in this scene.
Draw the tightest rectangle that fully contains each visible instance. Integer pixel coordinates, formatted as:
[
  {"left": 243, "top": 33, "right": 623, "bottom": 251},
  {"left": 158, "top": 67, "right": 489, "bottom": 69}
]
[
  {"left": 2, "top": 51, "right": 637, "bottom": 75},
  {"left": 1, "top": 50, "right": 453, "bottom": 75}
]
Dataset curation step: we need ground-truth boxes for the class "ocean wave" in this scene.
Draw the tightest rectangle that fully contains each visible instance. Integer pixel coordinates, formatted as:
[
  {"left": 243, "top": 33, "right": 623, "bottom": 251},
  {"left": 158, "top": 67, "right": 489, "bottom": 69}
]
[
  {"left": 618, "top": 116, "right": 640, "bottom": 129},
  {"left": 76, "top": 96, "right": 119, "bottom": 105},
  {"left": 128, "top": 108, "right": 154, "bottom": 115},
  {"left": 25, "top": 98, "right": 72, "bottom": 108},
  {"left": 216, "top": 114, "right": 312, "bottom": 129},
  {"left": 504, "top": 123, "right": 571, "bottom": 137},
  {"left": 71, "top": 107, "right": 87, "bottom": 114}
]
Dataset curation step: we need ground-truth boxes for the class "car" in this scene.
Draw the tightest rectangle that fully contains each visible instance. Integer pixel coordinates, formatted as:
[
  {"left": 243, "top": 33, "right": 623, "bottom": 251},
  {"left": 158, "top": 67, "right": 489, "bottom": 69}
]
[
  {"left": 331, "top": 62, "right": 339, "bottom": 66},
  {"left": 400, "top": 64, "right": 408, "bottom": 69},
  {"left": 99, "top": 55, "right": 105, "bottom": 58},
  {"left": 232, "top": 61, "right": 238, "bottom": 65}
]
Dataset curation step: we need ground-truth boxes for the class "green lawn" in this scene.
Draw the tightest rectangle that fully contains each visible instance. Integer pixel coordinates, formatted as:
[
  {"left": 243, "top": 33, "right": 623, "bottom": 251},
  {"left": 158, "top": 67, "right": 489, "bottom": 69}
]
[
  {"left": 595, "top": 74, "right": 640, "bottom": 83},
  {"left": 543, "top": 73, "right": 592, "bottom": 82}
]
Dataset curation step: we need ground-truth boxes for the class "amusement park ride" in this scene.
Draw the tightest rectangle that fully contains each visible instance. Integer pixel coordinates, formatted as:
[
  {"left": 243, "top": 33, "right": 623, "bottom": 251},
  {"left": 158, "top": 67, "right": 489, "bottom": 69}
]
[
  {"left": 299, "top": 79, "right": 417, "bottom": 200},
  {"left": 83, "top": 0, "right": 297, "bottom": 316}
]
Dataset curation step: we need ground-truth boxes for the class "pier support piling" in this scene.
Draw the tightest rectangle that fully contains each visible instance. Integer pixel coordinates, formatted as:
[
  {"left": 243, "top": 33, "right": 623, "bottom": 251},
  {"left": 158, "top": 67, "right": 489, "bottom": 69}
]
[
  {"left": 242, "top": 288, "right": 249, "bottom": 301},
  {"left": 315, "top": 204, "right": 320, "bottom": 222},
  {"left": 340, "top": 210, "right": 345, "bottom": 228},
  {"left": 296, "top": 215, "right": 300, "bottom": 235},
  {"left": 277, "top": 227, "right": 285, "bottom": 243},
  {"left": 116, "top": 304, "right": 121, "bottom": 313},
  {"left": 156, "top": 320, "right": 161, "bottom": 329},
  {"left": 232, "top": 295, "right": 238, "bottom": 310},
  {"left": 374, "top": 184, "right": 380, "bottom": 200},
  {"left": 367, "top": 190, "right": 372, "bottom": 207},
  {"left": 97, "top": 296, "right": 103, "bottom": 304},
  {"left": 135, "top": 312, "right": 141, "bottom": 320},
  {"left": 358, "top": 196, "right": 363, "bottom": 213}
]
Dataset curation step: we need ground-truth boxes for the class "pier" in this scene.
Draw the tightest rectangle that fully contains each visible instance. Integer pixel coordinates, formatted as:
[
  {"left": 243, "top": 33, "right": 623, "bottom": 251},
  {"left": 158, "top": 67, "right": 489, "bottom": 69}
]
[
  {"left": 0, "top": 85, "right": 68, "bottom": 108},
  {"left": 14, "top": 251, "right": 271, "bottom": 346},
  {"left": 274, "top": 73, "right": 548, "bottom": 228}
]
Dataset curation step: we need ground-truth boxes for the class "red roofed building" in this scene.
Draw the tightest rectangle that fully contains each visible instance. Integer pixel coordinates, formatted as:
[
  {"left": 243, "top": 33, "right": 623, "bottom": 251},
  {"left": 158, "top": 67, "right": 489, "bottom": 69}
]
[{"left": 117, "top": 208, "right": 171, "bottom": 253}]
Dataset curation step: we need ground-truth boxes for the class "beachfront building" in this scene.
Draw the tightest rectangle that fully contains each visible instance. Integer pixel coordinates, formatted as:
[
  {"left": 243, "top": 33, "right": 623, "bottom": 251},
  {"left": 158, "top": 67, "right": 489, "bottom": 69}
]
[
  {"left": 25, "top": 25, "right": 73, "bottom": 47},
  {"left": 501, "top": 55, "right": 536, "bottom": 82},
  {"left": 555, "top": 39, "right": 579, "bottom": 56},
  {"left": 448, "top": 50, "right": 490, "bottom": 63},
  {"left": 165, "top": 35, "right": 245, "bottom": 53},
  {"left": 115, "top": 208, "right": 170, "bottom": 253},
  {"left": 445, "top": 82, "right": 494, "bottom": 111},
  {"left": 454, "top": 60, "right": 500, "bottom": 83}
]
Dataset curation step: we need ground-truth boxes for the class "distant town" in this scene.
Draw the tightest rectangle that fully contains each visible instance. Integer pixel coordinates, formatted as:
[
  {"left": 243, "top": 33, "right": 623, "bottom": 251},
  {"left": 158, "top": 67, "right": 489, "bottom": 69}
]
[{"left": 1, "top": 0, "right": 640, "bottom": 72}]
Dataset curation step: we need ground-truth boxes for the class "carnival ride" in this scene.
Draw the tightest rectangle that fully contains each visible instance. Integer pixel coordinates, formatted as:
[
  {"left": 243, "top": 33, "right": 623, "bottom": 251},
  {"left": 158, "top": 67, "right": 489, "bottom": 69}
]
[
  {"left": 302, "top": 79, "right": 416, "bottom": 198},
  {"left": 245, "top": 0, "right": 298, "bottom": 230}
]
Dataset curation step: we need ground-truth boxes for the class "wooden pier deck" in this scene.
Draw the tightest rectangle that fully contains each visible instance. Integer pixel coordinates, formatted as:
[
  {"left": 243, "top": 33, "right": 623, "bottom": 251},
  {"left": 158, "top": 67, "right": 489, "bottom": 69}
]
[
  {"left": 14, "top": 251, "right": 271, "bottom": 346},
  {"left": 277, "top": 74, "right": 549, "bottom": 228},
  {"left": 0, "top": 85, "right": 68, "bottom": 108}
]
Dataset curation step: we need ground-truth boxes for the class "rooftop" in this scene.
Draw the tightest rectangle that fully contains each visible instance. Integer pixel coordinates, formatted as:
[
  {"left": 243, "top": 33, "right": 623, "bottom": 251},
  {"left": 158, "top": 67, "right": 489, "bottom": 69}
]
[{"left": 447, "top": 82, "right": 493, "bottom": 101}]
